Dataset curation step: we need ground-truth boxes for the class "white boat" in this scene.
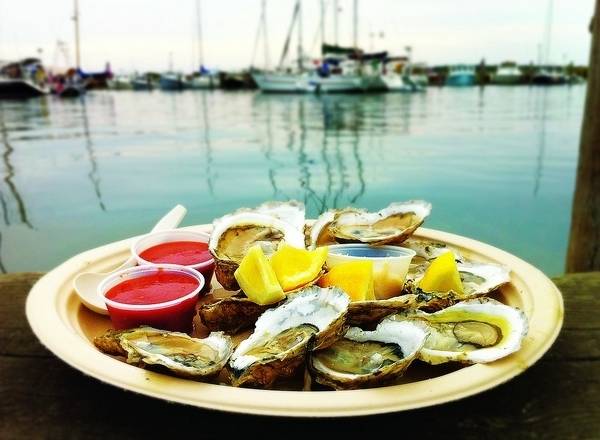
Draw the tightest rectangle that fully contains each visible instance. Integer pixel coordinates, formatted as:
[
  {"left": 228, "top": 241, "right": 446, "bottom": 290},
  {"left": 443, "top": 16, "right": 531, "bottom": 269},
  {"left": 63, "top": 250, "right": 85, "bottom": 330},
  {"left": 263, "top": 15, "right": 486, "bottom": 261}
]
[
  {"left": 184, "top": 75, "right": 213, "bottom": 90},
  {"left": 0, "top": 58, "right": 49, "bottom": 99},
  {"left": 316, "top": 73, "right": 363, "bottom": 93},
  {"left": 107, "top": 75, "right": 133, "bottom": 90},
  {"left": 252, "top": 71, "right": 315, "bottom": 93},
  {"left": 492, "top": 62, "right": 523, "bottom": 85},
  {"left": 381, "top": 72, "right": 425, "bottom": 93}
]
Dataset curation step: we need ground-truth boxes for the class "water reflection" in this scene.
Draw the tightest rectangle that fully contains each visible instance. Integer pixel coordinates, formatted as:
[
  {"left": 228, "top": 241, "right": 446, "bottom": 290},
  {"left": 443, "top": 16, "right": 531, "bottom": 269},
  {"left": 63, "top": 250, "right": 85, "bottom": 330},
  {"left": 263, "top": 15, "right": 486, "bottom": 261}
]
[
  {"left": 0, "top": 106, "right": 33, "bottom": 228},
  {"left": 534, "top": 88, "right": 549, "bottom": 196},
  {"left": 79, "top": 98, "right": 106, "bottom": 211},
  {"left": 193, "top": 92, "right": 216, "bottom": 197}
]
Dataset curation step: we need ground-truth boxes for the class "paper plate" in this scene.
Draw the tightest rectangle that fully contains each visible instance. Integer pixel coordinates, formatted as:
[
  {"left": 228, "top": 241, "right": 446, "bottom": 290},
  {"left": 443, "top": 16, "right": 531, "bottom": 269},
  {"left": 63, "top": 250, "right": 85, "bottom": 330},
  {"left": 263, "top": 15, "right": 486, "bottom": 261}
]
[{"left": 26, "top": 226, "right": 563, "bottom": 417}]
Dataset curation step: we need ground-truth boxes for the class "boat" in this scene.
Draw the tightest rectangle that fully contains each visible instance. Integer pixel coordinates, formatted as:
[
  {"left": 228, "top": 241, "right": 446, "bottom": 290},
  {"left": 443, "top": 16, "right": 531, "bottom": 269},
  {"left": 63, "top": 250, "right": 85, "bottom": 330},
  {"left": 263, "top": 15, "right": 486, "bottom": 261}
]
[
  {"left": 50, "top": 69, "right": 86, "bottom": 98},
  {"left": 219, "top": 70, "right": 257, "bottom": 90},
  {"left": 381, "top": 57, "right": 425, "bottom": 92},
  {"left": 131, "top": 74, "right": 154, "bottom": 90},
  {"left": 531, "top": 67, "right": 567, "bottom": 85},
  {"left": 445, "top": 65, "right": 476, "bottom": 86},
  {"left": 0, "top": 58, "right": 49, "bottom": 99},
  {"left": 314, "top": 52, "right": 364, "bottom": 93},
  {"left": 252, "top": 71, "right": 315, "bottom": 93},
  {"left": 492, "top": 62, "right": 523, "bottom": 85},
  {"left": 107, "top": 75, "right": 133, "bottom": 90},
  {"left": 184, "top": 71, "right": 214, "bottom": 90},
  {"left": 159, "top": 73, "right": 185, "bottom": 91}
]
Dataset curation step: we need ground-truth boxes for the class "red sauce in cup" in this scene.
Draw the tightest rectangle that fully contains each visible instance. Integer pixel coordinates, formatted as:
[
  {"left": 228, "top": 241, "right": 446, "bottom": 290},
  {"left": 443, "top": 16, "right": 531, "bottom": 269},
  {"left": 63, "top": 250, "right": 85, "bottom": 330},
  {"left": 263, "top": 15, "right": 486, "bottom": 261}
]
[
  {"left": 139, "top": 241, "right": 212, "bottom": 266},
  {"left": 105, "top": 271, "right": 199, "bottom": 304},
  {"left": 103, "top": 269, "right": 202, "bottom": 332}
]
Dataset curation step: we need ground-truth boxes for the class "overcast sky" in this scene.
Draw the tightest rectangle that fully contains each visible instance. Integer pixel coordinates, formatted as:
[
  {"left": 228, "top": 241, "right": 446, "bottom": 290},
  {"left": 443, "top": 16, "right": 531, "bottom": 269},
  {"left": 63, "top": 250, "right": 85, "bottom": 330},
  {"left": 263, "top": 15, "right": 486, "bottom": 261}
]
[{"left": 0, "top": 0, "right": 594, "bottom": 72}]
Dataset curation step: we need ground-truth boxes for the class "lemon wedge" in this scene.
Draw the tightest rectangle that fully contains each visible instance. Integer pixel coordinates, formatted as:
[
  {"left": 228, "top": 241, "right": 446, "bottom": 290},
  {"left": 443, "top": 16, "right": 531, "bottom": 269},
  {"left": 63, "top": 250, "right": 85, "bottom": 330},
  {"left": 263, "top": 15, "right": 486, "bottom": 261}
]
[
  {"left": 270, "top": 244, "right": 328, "bottom": 291},
  {"left": 418, "top": 251, "right": 464, "bottom": 295},
  {"left": 318, "top": 261, "right": 375, "bottom": 301},
  {"left": 234, "top": 245, "right": 285, "bottom": 305}
]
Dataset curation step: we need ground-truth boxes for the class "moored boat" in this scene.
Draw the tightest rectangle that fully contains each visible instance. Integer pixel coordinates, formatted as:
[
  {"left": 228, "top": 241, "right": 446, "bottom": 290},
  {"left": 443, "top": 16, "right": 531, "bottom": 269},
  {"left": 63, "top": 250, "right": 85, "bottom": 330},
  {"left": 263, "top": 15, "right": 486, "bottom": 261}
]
[
  {"left": 252, "top": 71, "right": 315, "bottom": 93},
  {"left": 0, "top": 58, "right": 49, "bottom": 99},
  {"left": 445, "top": 65, "right": 476, "bottom": 86},
  {"left": 531, "top": 67, "right": 567, "bottom": 85},
  {"left": 159, "top": 73, "right": 185, "bottom": 91},
  {"left": 492, "top": 62, "right": 523, "bottom": 85}
]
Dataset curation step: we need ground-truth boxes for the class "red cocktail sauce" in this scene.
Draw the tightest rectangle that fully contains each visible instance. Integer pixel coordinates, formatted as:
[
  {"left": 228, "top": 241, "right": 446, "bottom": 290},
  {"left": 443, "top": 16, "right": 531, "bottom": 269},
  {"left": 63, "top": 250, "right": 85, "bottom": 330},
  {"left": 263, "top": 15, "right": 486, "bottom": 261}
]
[
  {"left": 104, "top": 270, "right": 201, "bottom": 332},
  {"left": 105, "top": 271, "right": 199, "bottom": 305},
  {"left": 139, "top": 241, "right": 211, "bottom": 266}
]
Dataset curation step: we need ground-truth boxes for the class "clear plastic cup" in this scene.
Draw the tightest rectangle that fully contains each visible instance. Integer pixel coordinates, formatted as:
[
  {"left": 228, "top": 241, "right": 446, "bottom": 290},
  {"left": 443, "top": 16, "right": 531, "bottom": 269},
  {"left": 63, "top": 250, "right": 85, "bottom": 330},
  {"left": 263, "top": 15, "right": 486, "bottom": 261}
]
[
  {"left": 326, "top": 244, "right": 416, "bottom": 300},
  {"left": 131, "top": 229, "right": 214, "bottom": 292},
  {"left": 99, "top": 264, "right": 205, "bottom": 332}
]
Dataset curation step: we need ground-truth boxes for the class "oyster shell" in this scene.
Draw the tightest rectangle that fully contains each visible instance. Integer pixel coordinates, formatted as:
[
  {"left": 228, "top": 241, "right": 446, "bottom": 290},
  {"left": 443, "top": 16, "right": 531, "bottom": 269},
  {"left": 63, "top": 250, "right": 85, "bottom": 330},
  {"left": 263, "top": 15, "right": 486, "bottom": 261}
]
[
  {"left": 209, "top": 209, "right": 305, "bottom": 290},
  {"left": 329, "top": 200, "right": 432, "bottom": 245},
  {"left": 347, "top": 292, "right": 460, "bottom": 327},
  {"left": 386, "top": 298, "right": 528, "bottom": 364},
  {"left": 198, "top": 296, "right": 274, "bottom": 334},
  {"left": 404, "top": 260, "right": 511, "bottom": 299},
  {"left": 309, "top": 319, "right": 428, "bottom": 390},
  {"left": 94, "top": 327, "right": 233, "bottom": 378},
  {"left": 401, "top": 239, "right": 464, "bottom": 263},
  {"left": 228, "top": 286, "right": 350, "bottom": 388}
]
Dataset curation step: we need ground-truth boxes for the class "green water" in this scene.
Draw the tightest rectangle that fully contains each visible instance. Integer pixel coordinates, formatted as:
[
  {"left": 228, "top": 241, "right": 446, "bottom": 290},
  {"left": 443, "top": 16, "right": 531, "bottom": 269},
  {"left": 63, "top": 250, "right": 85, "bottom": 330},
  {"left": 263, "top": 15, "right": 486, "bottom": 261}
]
[{"left": 0, "top": 85, "right": 584, "bottom": 275}]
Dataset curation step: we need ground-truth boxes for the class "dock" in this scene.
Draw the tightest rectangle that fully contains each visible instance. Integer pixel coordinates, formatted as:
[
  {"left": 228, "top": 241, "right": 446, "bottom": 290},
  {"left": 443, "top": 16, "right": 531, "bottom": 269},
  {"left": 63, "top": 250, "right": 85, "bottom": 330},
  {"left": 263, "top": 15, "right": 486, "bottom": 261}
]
[{"left": 1, "top": 271, "right": 598, "bottom": 438}]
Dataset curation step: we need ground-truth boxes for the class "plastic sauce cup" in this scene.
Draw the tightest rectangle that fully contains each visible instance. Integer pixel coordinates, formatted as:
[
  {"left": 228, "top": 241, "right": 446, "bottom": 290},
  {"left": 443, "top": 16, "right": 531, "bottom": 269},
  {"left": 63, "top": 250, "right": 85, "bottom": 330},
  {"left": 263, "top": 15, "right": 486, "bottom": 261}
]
[
  {"left": 326, "top": 244, "right": 416, "bottom": 300},
  {"left": 99, "top": 264, "right": 205, "bottom": 333},
  {"left": 131, "top": 229, "right": 215, "bottom": 293}
]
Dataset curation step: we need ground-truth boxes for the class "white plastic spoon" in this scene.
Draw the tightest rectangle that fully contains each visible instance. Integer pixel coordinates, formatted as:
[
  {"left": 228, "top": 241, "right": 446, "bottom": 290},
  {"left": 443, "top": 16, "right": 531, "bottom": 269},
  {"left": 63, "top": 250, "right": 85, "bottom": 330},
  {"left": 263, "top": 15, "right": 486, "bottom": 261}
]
[{"left": 73, "top": 204, "right": 188, "bottom": 315}]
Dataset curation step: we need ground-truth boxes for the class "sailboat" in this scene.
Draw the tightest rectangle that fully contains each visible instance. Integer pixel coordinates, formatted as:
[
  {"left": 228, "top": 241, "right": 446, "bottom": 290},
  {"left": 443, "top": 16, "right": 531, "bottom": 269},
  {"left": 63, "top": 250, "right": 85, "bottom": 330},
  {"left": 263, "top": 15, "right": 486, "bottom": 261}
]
[
  {"left": 252, "top": 0, "right": 315, "bottom": 93},
  {"left": 532, "top": 0, "right": 567, "bottom": 85},
  {"left": 185, "top": 0, "right": 213, "bottom": 90}
]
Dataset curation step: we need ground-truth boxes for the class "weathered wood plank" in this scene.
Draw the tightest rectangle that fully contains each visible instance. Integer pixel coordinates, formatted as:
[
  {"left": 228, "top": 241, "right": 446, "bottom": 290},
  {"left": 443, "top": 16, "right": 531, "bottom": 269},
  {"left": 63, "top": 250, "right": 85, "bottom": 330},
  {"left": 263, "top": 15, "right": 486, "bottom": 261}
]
[
  {"left": 0, "top": 272, "right": 599, "bottom": 439},
  {"left": 566, "top": 1, "right": 600, "bottom": 272}
]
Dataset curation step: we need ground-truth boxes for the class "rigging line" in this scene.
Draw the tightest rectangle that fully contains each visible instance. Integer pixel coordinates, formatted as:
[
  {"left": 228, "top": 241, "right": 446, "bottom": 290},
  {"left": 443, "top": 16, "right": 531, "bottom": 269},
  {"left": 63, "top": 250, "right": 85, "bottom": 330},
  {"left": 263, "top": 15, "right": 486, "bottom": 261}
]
[
  {"left": 278, "top": 0, "right": 300, "bottom": 69},
  {"left": 250, "top": 6, "right": 264, "bottom": 67},
  {"left": 309, "top": 0, "right": 330, "bottom": 56}
]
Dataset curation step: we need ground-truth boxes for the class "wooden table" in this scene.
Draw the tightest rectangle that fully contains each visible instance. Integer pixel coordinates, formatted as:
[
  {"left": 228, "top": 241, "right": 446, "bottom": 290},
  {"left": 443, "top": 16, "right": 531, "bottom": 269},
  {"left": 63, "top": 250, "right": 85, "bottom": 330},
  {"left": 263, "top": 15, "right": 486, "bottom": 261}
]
[{"left": 1, "top": 272, "right": 598, "bottom": 439}]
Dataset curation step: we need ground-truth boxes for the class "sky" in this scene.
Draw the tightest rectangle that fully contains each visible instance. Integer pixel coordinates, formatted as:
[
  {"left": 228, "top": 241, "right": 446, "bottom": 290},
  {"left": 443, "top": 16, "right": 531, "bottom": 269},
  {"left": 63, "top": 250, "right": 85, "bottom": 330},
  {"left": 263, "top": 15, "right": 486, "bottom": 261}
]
[{"left": 0, "top": 0, "right": 594, "bottom": 73}]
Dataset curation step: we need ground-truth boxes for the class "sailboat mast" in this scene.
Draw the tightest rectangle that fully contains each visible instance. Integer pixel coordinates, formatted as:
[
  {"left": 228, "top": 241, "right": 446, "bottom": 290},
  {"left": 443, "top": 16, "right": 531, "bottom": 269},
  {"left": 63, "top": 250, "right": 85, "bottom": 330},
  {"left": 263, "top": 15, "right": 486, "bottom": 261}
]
[
  {"left": 73, "top": 0, "right": 81, "bottom": 68},
  {"left": 297, "top": 0, "right": 303, "bottom": 71},
  {"left": 334, "top": 0, "right": 339, "bottom": 45},
  {"left": 196, "top": 0, "right": 204, "bottom": 69},
  {"left": 320, "top": 0, "right": 325, "bottom": 49},
  {"left": 543, "top": 0, "right": 553, "bottom": 65},
  {"left": 353, "top": 0, "right": 358, "bottom": 49},
  {"left": 262, "top": 0, "right": 270, "bottom": 69}
]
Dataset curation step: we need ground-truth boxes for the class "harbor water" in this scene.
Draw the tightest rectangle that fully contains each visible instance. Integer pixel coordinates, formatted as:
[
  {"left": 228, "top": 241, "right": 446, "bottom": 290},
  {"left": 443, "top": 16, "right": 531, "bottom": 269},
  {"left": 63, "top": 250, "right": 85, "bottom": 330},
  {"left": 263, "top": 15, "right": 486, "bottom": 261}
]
[{"left": 0, "top": 85, "right": 585, "bottom": 275}]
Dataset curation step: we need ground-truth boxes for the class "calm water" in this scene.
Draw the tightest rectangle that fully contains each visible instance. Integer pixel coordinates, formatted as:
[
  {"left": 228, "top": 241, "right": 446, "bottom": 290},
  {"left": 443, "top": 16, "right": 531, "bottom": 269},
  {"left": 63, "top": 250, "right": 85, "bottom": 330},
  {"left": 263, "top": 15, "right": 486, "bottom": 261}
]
[{"left": 0, "top": 85, "right": 584, "bottom": 275}]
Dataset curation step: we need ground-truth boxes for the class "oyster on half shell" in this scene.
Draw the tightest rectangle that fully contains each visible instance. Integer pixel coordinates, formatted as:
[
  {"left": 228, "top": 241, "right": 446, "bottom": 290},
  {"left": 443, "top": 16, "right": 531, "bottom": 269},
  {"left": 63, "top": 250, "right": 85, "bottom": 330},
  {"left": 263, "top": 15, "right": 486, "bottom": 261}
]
[
  {"left": 228, "top": 286, "right": 350, "bottom": 388},
  {"left": 309, "top": 319, "right": 428, "bottom": 389},
  {"left": 209, "top": 204, "right": 305, "bottom": 290},
  {"left": 307, "top": 201, "right": 432, "bottom": 249},
  {"left": 404, "top": 259, "right": 511, "bottom": 299},
  {"left": 386, "top": 298, "right": 528, "bottom": 364},
  {"left": 94, "top": 327, "right": 233, "bottom": 378}
]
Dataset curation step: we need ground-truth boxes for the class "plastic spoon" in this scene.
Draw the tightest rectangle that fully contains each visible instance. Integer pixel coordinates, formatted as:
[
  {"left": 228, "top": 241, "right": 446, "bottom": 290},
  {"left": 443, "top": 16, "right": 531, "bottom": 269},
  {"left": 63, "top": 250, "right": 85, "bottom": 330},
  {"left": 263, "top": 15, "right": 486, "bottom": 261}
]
[{"left": 73, "top": 204, "right": 188, "bottom": 315}]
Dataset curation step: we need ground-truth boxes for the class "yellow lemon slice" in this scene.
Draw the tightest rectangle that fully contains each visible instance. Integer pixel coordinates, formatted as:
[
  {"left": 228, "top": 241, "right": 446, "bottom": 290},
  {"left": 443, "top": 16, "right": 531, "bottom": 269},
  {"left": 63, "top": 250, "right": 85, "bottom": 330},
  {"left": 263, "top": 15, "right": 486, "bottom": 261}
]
[
  {"left": 418, "top": 251, "right": 464, "bottom": 295},
  {"left": 318, "top": 260, "right": 375, "bottom": 301},
  {"left": 270, "top": 244, "right": 328, "bottom": 292},
  {"left": 234, "top": 245, "right": 285, "bottom": 305}
]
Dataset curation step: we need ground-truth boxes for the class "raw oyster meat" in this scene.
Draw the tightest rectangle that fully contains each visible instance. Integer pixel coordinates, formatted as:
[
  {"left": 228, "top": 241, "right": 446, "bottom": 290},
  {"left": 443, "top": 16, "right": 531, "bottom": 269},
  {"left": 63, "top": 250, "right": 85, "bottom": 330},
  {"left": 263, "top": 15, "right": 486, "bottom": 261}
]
[
  {"left": 309, "top": 319, "right": 427, "bottom": 389},
  {"left": 209, "top": 203, "right": 305, "bottom": 290},
  {"left": 228, "top": 286, "right": 349, "bottom": 388},
  {"left": 307, "top": 201, "right": 431, "bottom": 248},
  {"left": 386, "top": 298, "right": 528, "bottom": 364},
  {"left": 94, "top": 326, "right": 233, "bottom": 378}
]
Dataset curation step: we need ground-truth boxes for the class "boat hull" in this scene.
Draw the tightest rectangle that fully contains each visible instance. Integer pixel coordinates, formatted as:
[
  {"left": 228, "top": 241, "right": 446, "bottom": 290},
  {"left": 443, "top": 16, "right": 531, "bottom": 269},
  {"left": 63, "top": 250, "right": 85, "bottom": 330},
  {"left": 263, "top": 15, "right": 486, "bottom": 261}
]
[
  {"left": 381, "top": 74, "right": 424, "bottom": 92},
  {"left": 159, "top": 75, "right": 184, "bottom": 91},
  {"left": 316, "top": 75, "right": 363, "bottom": 93},
  {"left": 132, "top": 79, "right": 154, "bottom": 91},
  {"left": 0, "top": 79, "right": 48, "bottom": 99},
  {"left": 492, "top": 75, "right": 522, "bottom": 85},
  {"left": 252, "top": 73, "right": 315, "bottom": 93},
  {"left": 445, "top": 73, "right": 475, "bottom": 87}
]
